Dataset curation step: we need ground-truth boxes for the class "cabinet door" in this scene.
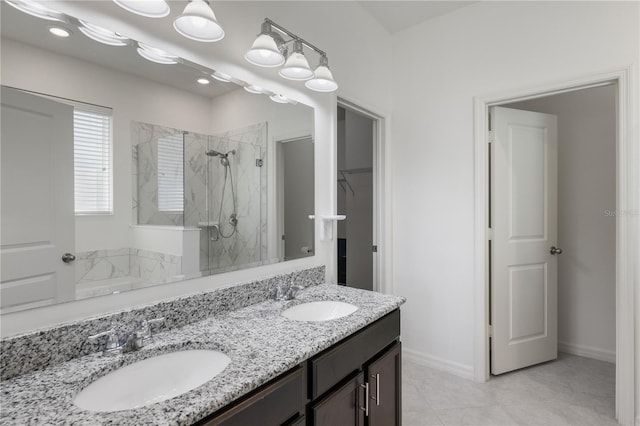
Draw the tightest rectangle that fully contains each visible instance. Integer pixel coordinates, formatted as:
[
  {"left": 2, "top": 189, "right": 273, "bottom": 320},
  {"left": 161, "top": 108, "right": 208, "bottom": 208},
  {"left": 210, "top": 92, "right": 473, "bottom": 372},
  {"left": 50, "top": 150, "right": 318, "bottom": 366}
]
[
  {"left": 311, "top": 373, "right": 365, "bottom": 426},
  {"left": 367, "top": 342, "right": 402, "bottom": 426}
]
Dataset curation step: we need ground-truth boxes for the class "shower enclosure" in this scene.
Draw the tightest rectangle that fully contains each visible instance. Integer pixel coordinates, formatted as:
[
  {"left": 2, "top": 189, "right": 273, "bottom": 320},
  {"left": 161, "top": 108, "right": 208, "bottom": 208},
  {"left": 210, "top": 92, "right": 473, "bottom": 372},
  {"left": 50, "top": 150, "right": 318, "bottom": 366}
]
[{"left": 134, "top": 121, "right": 267, "bottom": 280}]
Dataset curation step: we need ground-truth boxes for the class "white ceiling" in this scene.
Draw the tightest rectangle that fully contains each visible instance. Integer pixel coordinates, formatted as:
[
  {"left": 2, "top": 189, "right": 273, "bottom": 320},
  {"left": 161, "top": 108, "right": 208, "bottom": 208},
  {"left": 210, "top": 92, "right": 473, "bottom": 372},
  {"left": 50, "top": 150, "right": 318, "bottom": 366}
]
[{"left": 358, "top": 1, "right": 476, "bottom": 34}]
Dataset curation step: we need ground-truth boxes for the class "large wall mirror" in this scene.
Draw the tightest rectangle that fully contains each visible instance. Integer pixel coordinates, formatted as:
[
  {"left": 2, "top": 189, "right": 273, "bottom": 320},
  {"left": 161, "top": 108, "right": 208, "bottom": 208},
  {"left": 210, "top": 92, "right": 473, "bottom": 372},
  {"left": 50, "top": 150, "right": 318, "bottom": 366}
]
[{"left": 0, "top": 2, "right": 315, "bottom": 313}]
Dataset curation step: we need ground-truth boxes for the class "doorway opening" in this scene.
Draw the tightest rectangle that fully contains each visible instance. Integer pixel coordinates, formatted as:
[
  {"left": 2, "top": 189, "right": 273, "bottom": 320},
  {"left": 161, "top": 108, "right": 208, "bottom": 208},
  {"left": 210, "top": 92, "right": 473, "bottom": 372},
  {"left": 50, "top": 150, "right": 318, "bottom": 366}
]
[
  {"left": 336, "top": 101, "right": 384, "bottom": 292},
  {"left": 473, "top": 68, "right": 636, "bottom": 425}
]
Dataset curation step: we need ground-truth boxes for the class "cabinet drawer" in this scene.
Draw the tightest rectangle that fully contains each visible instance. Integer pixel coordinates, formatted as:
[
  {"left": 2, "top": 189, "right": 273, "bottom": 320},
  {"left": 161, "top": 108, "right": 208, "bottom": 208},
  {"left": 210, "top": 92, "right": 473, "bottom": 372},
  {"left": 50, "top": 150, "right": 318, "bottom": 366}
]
[
  {"left": 309, "top": 309, "right": 400, "bottom": 399},
  {"left": 198, "top": 365, "right": 305, "bottom": 426}
]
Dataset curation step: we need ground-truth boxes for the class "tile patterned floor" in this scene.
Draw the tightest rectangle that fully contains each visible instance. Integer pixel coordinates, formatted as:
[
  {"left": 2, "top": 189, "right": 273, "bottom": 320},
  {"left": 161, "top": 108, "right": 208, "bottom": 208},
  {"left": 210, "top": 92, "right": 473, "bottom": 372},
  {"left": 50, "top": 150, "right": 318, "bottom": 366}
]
[{"left": 402, "top": 352, "right": 617, "bottom": 426}]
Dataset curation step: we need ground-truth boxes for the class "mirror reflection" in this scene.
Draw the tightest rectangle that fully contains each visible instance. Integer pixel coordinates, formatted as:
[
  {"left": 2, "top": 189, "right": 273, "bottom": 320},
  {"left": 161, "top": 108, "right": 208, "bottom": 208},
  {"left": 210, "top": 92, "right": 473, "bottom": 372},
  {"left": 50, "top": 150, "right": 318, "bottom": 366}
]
[{"left": 0, "top": 2, "right": 315, "bottom": 312}]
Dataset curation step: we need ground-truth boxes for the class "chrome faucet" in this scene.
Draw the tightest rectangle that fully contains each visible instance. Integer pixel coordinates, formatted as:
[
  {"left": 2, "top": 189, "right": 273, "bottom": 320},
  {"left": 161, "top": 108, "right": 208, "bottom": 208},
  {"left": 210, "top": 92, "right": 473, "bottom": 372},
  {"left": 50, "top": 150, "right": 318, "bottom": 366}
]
[
  {"left": 88, "top": 317, "right": 165, "bottom": 356},
  {"left": 274, "top": 281, "right": 304, "bottom": 301}
]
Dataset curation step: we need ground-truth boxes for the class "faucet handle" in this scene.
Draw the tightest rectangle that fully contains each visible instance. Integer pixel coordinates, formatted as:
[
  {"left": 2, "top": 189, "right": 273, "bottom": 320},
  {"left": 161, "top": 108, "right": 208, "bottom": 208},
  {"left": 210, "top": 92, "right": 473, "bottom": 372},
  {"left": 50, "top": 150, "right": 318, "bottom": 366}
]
[
  {"left": 88, "top": 329, "right": 121, "bottom": 355},
  {"left": 136, "top": 317, "right": 165, "bottom": 346}
]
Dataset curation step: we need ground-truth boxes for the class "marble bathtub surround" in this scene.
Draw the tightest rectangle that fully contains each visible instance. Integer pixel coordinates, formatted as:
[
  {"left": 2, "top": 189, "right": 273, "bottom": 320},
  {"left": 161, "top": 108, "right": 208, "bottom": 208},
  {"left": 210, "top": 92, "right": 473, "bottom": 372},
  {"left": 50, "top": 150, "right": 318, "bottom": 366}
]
[
  {"left": 1, "top": 282, "right": 405, "bottom": 425},
  {"left": 75, "top": 248, "right": 183, "bottom": 287},
  {"left": 0, "top": 266, "right": 324, "bottom": 381}
]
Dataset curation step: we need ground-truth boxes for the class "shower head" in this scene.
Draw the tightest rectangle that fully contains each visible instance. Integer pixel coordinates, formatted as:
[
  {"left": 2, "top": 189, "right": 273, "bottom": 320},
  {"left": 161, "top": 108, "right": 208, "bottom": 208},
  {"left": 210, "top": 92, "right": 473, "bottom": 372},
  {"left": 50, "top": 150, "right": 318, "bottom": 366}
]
[{"left": 206, "top": 150, "right": 222, "bottom": 157}]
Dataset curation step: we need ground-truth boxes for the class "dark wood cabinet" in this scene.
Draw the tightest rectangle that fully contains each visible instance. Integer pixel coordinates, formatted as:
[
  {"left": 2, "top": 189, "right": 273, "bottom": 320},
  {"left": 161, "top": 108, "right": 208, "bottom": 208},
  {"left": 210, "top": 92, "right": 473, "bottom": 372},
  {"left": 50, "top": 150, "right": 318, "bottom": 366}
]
[
  {"left": 197, "top": 365, "right": 306, "bottom": 426},
  {"left": 366, "top": 342, "right": 402, "bottom": 426},
  {"left": 310, "top": 373, "right": 365, "bottom": 426},
  {"left": 309, "top": 311, "right": 401, "bottom": 426},
  {"left": 194, "top": 309, "right": 401, "bottom": 426}
]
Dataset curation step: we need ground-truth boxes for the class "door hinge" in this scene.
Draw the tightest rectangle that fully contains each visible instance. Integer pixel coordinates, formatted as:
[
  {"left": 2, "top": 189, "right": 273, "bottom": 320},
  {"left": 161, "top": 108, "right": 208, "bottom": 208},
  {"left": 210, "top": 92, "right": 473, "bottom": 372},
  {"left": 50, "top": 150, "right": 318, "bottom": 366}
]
[
  {"left": 487, "top": 131, "right": 494, "bottom": 144},
  {"left": 487, "top": 228, "right": 493, "bottom": 240},
  {"left": 256, "top": 159, "right": 263, "bottom": 167},
  {"left": 372, "top": 245, "right": 378, "bottom": 253},
  {"left": 488, "top": 324, "right": 493, "bottom": 338}
]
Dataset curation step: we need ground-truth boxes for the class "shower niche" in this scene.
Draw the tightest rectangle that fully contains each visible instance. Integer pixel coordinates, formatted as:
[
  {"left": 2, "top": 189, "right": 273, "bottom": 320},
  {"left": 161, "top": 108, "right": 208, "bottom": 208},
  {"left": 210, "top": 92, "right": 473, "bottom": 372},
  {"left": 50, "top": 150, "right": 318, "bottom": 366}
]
[{"left": 133, "top": 121, "right": 267, "bottom": 281}]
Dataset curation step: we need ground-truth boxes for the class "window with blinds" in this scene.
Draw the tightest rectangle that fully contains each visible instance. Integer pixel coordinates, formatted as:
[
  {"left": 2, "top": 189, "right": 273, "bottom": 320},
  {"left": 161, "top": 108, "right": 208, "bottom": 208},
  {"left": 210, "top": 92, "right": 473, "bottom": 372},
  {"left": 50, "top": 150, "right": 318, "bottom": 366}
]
[
  {"left": 74, "top": 108, "right": 113, "bottom": 215},
  {"left": 157, "top": 133, "right": 184, "bottom": 212}
]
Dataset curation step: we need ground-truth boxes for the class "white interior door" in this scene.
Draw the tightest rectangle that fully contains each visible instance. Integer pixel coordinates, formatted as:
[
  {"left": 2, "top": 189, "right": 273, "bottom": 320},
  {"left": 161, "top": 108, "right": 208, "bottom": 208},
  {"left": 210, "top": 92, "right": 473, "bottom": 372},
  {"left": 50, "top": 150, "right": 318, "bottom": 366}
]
[
  {"left": 491, "top": 106, "right": 559, "bottom": 375},
  {"left": 1, "top": 87, "right": 76, "bottom": 310}
]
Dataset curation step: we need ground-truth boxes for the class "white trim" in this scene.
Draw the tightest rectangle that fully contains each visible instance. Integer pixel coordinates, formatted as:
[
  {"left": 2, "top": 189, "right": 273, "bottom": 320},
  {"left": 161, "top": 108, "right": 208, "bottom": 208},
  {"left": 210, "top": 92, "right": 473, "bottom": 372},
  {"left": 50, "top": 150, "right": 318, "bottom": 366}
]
[
  {"left": 558, "top": 341, "right": 616, "bottom": 364},
  {"left": 404, "top": 347, "right": 475, "bottom": 381},
  {"left": 337, "top": 98, "right": 391, "bottom": 295},
  {"left": 473, "top": 67, "right": 638, "bottom": 425}
]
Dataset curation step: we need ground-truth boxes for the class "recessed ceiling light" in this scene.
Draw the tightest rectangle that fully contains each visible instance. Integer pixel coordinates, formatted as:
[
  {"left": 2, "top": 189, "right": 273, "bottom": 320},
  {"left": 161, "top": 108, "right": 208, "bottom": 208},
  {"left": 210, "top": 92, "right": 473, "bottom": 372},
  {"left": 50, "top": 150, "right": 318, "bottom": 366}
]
[
  {"left": 244, "top": 84, "right": 264, "bottom": 94},
  {"left": 112, "top": 0, "right": 170, "bottom": 18},
  {"left": 5, "top": 0, "right": 65, "bottom": 21},
  {"left": 48, "top": 26, "right": 71, "bottom": 38},
  {"left": 197, "top": 77, "right": 210, "bottom": 85},
  {"left": 136, "top": 42, "right": 179, "bottom": 65},
  {"left": 79, "top": 20, "right": 129, "bottom": 46},
  {"left": 211, "top": 71, "right": 232, "bottom": 83}
]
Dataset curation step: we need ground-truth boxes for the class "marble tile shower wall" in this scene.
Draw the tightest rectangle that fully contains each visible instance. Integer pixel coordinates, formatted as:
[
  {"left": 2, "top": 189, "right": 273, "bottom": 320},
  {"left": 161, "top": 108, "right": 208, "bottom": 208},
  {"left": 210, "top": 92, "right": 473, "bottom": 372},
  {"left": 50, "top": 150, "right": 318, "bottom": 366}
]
[
  {"left": 0, "top": 266, "right": 325, "bottom": 380},
  {"left": 132, "top": 122, "right": 184, "bottom": 226},
  {"left": 185, "top": 122, "right": 268, "bottom": 273}
]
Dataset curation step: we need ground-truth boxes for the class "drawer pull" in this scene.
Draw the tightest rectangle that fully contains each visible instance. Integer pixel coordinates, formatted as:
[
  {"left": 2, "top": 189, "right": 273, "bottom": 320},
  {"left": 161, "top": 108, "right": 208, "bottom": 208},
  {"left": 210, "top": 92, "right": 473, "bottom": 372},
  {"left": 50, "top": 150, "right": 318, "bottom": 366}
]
[
  {"left": 359, "top": 382, "right": 369, "bottom": 416},
  {"left": 373, "top": 373, "right": 380, "bottom": 406}
]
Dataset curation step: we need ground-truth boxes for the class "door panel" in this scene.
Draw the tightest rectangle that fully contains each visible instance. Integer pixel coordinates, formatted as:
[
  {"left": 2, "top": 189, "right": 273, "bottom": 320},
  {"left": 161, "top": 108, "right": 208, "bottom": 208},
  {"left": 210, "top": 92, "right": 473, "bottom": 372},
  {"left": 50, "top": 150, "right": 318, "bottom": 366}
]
[
  {"left": 1, "top": 87, "right": 75, "bottom": 310},
  {"left": 491, "top": 106, "right": 558, "bottom": 375}
]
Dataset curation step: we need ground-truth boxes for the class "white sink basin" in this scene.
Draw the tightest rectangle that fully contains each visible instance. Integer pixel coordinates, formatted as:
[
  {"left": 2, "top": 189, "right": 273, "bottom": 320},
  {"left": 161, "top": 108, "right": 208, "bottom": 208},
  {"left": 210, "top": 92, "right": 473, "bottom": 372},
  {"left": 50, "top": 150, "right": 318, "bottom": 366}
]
[
  {"left": 74, "top": 349, "right": 231, "bottom": 412},
  {"left": 282, "top": 301, "right": 358, "bottom": 321}
]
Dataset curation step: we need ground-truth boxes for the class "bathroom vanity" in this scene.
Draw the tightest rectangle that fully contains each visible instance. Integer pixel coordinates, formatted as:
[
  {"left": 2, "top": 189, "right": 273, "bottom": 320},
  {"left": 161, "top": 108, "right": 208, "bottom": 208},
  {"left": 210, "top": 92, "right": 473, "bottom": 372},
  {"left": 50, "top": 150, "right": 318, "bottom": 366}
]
[
  {"left": 199, "top": 309, "right": 401, "bottom": 425},
  {"left": 0, "top": 275, "right": 405, "bottom": 426}
]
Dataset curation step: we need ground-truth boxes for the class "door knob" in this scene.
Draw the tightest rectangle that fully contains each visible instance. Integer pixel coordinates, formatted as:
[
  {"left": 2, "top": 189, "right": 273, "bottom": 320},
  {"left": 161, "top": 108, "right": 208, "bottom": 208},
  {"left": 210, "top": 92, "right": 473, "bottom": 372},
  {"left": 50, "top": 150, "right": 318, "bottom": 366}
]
[
  {"left": 550, "top": 246, "right": 563, "bottom": 255},
  {"left": 62, "top": 253, "right": 76, "bottom": 263}
]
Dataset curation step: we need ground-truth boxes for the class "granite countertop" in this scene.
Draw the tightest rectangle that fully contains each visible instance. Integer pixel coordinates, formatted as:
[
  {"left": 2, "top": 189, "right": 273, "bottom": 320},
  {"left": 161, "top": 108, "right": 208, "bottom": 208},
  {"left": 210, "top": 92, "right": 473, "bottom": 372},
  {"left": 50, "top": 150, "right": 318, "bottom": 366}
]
[{"left": 0, "top": 284, "right": 405, "bottom": 425}]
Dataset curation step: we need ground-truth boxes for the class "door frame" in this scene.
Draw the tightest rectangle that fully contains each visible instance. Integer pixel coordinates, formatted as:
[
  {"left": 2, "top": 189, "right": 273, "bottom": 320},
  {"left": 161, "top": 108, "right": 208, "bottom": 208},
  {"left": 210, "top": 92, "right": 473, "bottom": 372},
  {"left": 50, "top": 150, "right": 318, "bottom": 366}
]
[
  {"left": 473, "top": 67, "right": 637, "bottom": 424},
  {"left": 337, "top": 98, "right": 389, "bottom": 294}
]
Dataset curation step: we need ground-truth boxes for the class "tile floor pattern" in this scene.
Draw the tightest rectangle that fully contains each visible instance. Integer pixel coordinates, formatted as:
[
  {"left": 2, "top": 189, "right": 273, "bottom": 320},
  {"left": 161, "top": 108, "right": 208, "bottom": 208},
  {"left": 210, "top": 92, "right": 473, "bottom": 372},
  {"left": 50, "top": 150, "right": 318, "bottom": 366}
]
[{"left": 403, "top": 353, "right": 617, "bottom": 426}]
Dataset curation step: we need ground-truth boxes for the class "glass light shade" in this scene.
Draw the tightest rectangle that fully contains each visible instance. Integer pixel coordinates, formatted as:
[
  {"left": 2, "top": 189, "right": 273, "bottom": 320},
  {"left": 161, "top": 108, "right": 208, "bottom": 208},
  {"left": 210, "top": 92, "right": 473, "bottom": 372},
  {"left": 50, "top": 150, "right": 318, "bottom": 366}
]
[
  {"left": 113, "top": 0, "right": 170, "bottom": 18},
  {"left": 79, "top": 20, "right": 129, "bottom": 47},
  {"left": 244, "top": 85, "right": 264, "bottom": 94},
  {"left": 136, "top": 42, "right": 179, "bottom": 64},
  {"left": 305, "top": 57, "right": 338, "bottom": 92},
  {"left": 245, "top": 34, "right": 285, "bottom": 67},
  {"left": 5, "top": 0, "right": 64, "bottom": 21},
  {"left": 279, "top": 52, "right": 313, "bottom": 80},
  {"left": 173, "top": 0, "right": 224, "bottom": 42}
]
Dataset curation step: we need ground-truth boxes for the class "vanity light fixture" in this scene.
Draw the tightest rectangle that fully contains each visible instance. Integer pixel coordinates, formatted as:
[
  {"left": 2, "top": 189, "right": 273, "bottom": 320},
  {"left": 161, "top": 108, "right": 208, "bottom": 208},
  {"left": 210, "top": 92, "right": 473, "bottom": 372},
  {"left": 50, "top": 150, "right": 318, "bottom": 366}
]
[
  {"left": 245, "top": 21, "right": 285, "bottom": 67},
  {"left": 279, "top": 40, "right": 313, "bottom": 81},
  {"left": 245, "top": 18, "right": 338, "bottom": 92},
  {"left": 5, "top": 0, "right": 65, "bottom": 22},
  {"left": 211, "top": 71, "right": 232, "bottom": 83},
  {"left": 305, "top": 55, "right": 338, "bottom": 92},
  {"left": 48, "top": 26, "right": 71, "bottom": 38},
  {"left": 244, "top": 84, "right": 265, "bottom": 94},
  {"left": 173, "top": 0, "right": 224, "bottom": 42},
  {"left": 79, "top": 20, "right": 130, "bottom": 47},
  {"left": 269, "top": 94, "right": 289, "bottom": 104},
  {"left": 136, "top": 42, "right": 179, "bottom": 64},
  {"left": 112, "top": 0, "right": 170, "bottom": 18},
  {"left": 196, "top": 77, "right": 211, "bottom": 85}
]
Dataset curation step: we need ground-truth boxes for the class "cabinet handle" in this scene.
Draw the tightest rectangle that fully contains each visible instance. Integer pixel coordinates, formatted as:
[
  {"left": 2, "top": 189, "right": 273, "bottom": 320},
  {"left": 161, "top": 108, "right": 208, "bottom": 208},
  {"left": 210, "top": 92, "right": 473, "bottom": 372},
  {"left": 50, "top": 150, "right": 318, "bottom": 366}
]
[
  {"left": 372, "top": 373, "right": 380, "bottom": 406},
  {"left": 359, "top": 382, "right": 369, "bottom": 416}
]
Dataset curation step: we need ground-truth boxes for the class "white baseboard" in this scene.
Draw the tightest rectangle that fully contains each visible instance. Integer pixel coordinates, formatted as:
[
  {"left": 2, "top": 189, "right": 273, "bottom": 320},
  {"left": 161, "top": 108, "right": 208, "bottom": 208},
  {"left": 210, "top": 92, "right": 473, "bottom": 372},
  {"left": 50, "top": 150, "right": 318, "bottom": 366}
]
[
  {"left": 558, "top": 341, "right": 615, "bottom": 364},
  {"left": 404, "top": 347, "right": 475, "bottom": 380}
]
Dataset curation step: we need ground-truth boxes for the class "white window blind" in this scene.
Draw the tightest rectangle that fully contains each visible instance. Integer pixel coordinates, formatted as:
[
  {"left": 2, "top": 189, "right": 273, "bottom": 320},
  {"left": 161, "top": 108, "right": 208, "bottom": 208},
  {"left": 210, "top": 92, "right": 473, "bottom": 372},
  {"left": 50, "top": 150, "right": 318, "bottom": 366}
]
[
  {"left": 74, "top": 108, "right": 112, "bottom": 215},
  {"left": 157, "top": 133, "right": 184, "bottom": 212}
]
